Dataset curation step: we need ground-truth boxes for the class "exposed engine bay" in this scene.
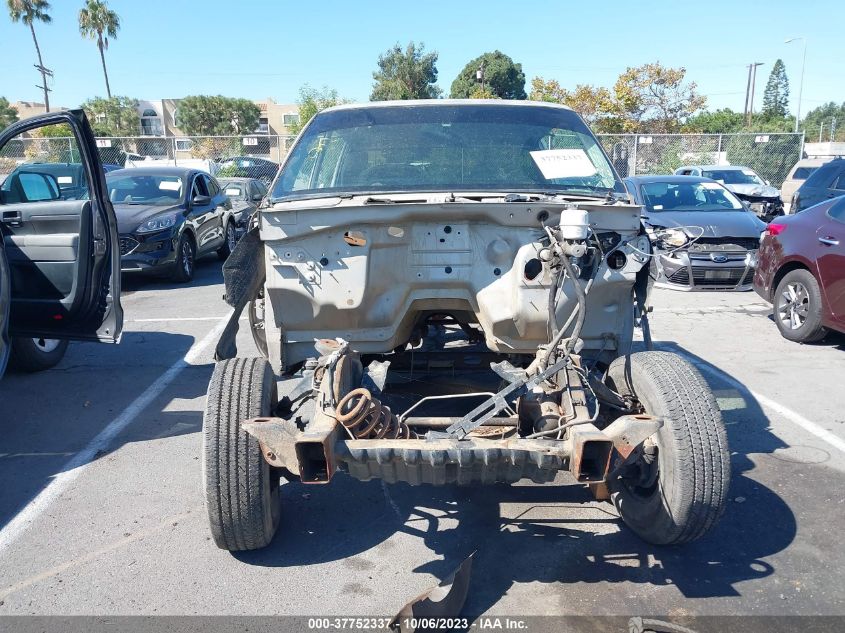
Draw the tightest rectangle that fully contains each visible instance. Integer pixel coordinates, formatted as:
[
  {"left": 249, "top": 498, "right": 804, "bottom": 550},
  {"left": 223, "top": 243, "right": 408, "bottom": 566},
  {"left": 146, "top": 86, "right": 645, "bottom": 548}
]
[
  {"left": 222, "top": 195, "right": 662, "bottom": 487},
  {"left": 258, "top": 195, "right": 652, "bottom": 372}
]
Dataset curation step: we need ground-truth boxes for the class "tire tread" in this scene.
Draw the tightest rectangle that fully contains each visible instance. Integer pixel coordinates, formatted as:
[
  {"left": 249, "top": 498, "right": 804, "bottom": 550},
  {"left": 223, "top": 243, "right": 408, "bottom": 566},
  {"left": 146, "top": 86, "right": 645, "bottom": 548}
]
[
  {"left": 608, "top": 351, "right": 730, "bottom": 545},
  {"left": 203, "top": 357, "right": 279, "bottom": 550}
]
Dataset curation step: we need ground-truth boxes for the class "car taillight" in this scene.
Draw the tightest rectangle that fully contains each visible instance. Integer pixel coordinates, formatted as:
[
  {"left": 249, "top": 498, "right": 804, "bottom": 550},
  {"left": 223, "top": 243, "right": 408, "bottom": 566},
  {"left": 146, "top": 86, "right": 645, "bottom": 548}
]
[{"left": 766, "top": 223, "right": 787, "bottom": 236}]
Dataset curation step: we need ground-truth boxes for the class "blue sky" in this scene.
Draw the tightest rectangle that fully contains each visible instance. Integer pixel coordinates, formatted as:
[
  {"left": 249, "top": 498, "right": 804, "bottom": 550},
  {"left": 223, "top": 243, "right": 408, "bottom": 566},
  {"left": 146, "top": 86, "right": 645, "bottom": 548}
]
[{"left": 1, "top": 0, "right": 843, "bottom": 117}]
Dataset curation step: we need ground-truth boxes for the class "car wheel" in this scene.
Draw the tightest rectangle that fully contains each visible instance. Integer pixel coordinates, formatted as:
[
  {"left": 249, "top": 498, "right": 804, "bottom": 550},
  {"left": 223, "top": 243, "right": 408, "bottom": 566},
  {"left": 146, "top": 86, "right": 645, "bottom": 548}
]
[
  {"left": 217, "top": 221, "right": 236, "bottom": 261},
  {"left": 774, "top": 269, "right": 827, "bottom": 343},
  {"left": 172, "top": 234, "right": 195, "bottom": 283},
  {"left": 203, "top": 357, "right": 281, "bottom": 551},
  {"left": 605, "top": 351, "right": 730, "bottom": 545},
  {"left": 9, "top": 337, "right": 69, "bottom": 372}
]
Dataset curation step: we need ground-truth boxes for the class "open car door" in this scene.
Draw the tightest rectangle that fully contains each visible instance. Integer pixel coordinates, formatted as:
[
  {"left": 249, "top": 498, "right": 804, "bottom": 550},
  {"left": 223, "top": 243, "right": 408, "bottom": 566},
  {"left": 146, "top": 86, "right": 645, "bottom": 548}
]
[{"left": 0, "top": 109, "right": 122, "bottom": 377}]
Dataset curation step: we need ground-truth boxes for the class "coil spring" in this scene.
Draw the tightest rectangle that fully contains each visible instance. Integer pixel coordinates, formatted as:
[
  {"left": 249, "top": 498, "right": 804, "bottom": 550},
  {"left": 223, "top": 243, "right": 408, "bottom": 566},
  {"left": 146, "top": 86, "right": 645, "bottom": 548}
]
[{"left": 335, "top": 388, "right": 413, "bottom": 439}]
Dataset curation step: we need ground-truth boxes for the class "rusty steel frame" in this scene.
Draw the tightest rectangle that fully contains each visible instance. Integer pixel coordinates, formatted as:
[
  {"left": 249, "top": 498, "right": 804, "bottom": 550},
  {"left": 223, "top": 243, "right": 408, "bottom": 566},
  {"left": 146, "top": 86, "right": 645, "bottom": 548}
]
[{"left": 242, "top": 412, "right": 662, "bottom": 486}]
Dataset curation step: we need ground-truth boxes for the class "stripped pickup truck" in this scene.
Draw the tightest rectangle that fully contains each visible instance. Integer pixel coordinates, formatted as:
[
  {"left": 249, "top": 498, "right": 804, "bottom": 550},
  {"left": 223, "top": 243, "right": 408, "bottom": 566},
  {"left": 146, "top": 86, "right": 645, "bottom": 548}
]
[{"left": 204, "top": 101, "right": 730, "bottom": 551}]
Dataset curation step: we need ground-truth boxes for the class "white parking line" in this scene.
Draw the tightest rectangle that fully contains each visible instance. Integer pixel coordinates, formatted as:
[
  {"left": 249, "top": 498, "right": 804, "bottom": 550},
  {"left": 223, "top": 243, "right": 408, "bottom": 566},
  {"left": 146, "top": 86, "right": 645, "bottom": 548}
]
[
  {"left": 685, "top": 356, "right": 845, "bottom": 456},
  {"left": 651, "top": 304, "right": 768, "bottom": 314},
  {"left": 128, "top": 316, "right": 241, "bottom": 323},
  {"left": 0, "top": 312, "right": 232, "bottom": 554}
]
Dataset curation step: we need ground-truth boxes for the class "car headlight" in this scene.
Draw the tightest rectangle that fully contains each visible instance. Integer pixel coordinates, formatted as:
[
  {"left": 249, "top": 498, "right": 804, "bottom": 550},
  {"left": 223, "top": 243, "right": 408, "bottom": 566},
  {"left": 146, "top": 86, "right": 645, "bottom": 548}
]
[
  {"left": 655, "top": 228, "right": 689, "bottom": 248},
  {"left": 136, "top": 213, "right": 178, "bottom": 233}
]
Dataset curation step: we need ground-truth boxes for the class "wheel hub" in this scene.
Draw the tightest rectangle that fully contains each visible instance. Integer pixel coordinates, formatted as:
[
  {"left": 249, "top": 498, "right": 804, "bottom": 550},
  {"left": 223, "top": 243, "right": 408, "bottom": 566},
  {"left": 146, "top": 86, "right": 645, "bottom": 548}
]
[{"left": 777, "top": 281, "right": 809, "bottom": 330}]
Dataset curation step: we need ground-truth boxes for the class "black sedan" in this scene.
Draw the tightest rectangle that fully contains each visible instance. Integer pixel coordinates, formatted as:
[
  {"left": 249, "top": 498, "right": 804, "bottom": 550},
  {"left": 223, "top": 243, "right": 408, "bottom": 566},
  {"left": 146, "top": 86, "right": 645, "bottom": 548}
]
[
  {"left": 625, "top": 175, "right": 767, "bottom": 291},
  {"left": 108, "top": 166, "right": 234, "bottom": 282},
  {"left": 218, "top": 177, "right": 268, "bottom": 237}
]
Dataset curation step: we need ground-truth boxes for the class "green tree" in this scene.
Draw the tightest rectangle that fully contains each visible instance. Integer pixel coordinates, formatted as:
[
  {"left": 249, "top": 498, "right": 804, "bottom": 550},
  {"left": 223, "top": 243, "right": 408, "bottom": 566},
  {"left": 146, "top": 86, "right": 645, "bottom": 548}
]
[
  {"left": 371, "top": 41, "right": 442, "bottom": 101},
  {"left": 529, "top": 77, "right": 621, "bottom": 132},
  {"left": 7, "top": 0, "right": 52, "bottom": 111},
  {"left": 450, "top": 51, "right": 526, "bottom": 100},
  {"left": 0, "top": 97, "right": 19, "bottom": 127},
  {"left": 762, "top": 59, "right": 789, "bottom": 119},
  {"left": 81, "top": 96, "right": 139, "bottom": 136},
  {"left": 529, "top": 77, "right": 567, "bottom": 103},
  {"left": 78, "top": 0, "right": 120, "bottom": 99},
  {"left": 175, "top": 95, "right": 260, "bottom": 136},
  {"left": 613, "top": 63, "right": 706, "bottom": 132},
  {"left": 683, "top": 108, "right": 746, "bottom": 133},
  {"left": 289, "top": 85, "right": 351, "bottom": 135},
  {"left": 801, "top": 102, "right": 845, "bottom": 142},
  {"left": 26, "top": 122, "right": 74, "bottom": 162}
]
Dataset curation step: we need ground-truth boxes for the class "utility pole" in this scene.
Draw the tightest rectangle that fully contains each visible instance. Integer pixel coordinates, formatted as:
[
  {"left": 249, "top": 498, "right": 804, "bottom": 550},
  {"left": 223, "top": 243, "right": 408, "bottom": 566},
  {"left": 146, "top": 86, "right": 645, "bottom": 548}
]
[
  {"left": 746, "top": 63, "right": 764, "bottom": 126},
  {"left": 476, "top": 61, "right": 486, "bottom": 94},
  {"left": 744, "top": 63, "right": 764, "bottom": 125},
  {"left": 785, "top": 37, "right": 807, "bottom": 133},
  {"left": 743, "top": 64, "right": 753, "bottom": 121},
  {"left": 831, "top": 116, "right": 837, "bottom": 142},
  {"left": 34, "top": 63, "right": 53, "bottom": 112},
  {"left": 820, "top": 122, "right": 825, "bottom": 143}
]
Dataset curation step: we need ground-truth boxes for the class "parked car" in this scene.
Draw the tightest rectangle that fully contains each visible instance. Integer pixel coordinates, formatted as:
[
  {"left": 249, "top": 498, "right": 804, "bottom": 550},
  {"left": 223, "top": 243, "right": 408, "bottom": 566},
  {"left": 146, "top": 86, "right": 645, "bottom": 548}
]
[
  {"left": 202, "top": 100, "right": 730, "bottom": 552},
  {"left": 217, "top": 177, "right": 267, "bottom": 238},
  {"left": 791, "top": 157, "right": 845, "bottom": 213},
  {"left": 753, "top": 196, "right": 845, "bottom": 342},
  {"left": 674, "top": 164, "right": 782, "bottom": 220},
  {"left": 0, "top": 109, "right": 122, "bottom": 378},
  {"left": 217, "top": 156, "right": 279, "bottom": 184},
  {"left": 780, "top": 157, "right": 832, "bottom": 212},
  {"left": 108, "top": 166, "right": 234, "bottom": 282},
  {"left": 625, "top": 175, "right": 766, "bottom": 291}
]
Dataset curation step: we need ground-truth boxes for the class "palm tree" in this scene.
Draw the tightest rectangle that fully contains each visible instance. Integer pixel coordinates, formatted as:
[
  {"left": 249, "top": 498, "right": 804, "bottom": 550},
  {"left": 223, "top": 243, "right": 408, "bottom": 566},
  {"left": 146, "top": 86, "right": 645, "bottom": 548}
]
[
  {"left": 7, "top": 0, "right": 53, "bottom": 111},
  {"left": 78, "top": 0, "right": 120, "bottom": 98}
]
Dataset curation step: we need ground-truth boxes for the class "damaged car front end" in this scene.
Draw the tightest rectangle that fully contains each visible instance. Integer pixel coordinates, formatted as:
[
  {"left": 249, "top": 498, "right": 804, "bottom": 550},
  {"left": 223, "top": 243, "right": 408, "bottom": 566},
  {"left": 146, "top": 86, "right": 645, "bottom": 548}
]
[
  {"left": 204, "top": 101, "right": 731, "bottom": 553},
  {"left": 626, "top": 176, "right": 767, "bottom": 291}
]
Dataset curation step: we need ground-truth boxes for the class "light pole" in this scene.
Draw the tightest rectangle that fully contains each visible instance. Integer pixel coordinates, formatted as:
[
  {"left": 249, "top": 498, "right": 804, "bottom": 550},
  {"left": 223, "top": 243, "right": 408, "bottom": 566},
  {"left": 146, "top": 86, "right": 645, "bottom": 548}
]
[{"left": 785, "top": 37, "right": 807, "bottom": 133}]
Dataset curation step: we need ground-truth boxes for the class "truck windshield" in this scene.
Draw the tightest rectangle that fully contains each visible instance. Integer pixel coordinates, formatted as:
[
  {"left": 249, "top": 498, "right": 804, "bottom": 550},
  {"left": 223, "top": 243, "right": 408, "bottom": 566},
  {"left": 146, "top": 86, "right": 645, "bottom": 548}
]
[{"left": 271, "top": 104, "right": 624, "bottom": 200}]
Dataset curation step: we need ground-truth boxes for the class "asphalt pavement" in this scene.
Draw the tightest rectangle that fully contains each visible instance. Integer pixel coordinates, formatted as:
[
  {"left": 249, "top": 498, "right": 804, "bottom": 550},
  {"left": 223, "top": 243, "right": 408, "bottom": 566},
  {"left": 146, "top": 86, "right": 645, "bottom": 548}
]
[{"left": 0, "top": 258, "right": 843, "bottom": 619}]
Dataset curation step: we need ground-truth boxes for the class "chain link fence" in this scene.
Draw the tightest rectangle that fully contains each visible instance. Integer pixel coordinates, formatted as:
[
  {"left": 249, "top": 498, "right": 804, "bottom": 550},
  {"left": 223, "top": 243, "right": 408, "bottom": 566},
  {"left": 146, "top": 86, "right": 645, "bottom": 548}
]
[
  {"left": 3, "top": 132, "right": 805, "bottom": 189},
  {"left": 598, "top": 133, "right": 805, "bottom": 187},
  {"left": 0, "top": 134, "right": 296, "bottom": 172},
  {"left": 92, "top": 135, "right": 297, "bottom": 167}
]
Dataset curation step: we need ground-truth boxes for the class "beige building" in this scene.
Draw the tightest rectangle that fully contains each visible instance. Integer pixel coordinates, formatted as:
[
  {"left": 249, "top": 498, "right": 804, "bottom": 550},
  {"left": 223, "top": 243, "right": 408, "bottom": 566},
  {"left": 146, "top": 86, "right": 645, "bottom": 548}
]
[
  {"left": 134, "top": 97, "right": 299, "bottom": 138},
  {"left": 10, "top": 101, "right": 68, "bottom": 119}
]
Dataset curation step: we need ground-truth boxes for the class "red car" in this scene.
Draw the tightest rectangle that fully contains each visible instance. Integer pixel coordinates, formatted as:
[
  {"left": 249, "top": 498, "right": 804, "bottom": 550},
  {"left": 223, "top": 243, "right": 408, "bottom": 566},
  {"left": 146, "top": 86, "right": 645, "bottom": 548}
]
[{"left": 754, "top": 197, "right": 845, "bottom": 342}]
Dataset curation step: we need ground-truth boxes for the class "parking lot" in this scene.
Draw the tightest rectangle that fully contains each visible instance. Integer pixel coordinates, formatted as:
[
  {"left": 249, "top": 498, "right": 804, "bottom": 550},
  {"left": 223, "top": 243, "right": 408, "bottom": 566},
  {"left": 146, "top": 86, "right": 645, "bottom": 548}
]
[{"left": 0, "top": 258, "right": 843, "bottom": 619}]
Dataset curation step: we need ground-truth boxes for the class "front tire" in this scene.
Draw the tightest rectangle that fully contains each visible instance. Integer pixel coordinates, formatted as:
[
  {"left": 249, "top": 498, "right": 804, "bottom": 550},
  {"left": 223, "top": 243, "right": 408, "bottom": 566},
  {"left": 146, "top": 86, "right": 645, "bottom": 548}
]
[
  {"left": 605, "top": 351, "right": 730, "bottom": 545},
  {"left": 9, "top": 337, "right": 69, "bottom": 372},
  {"left": 203, "top": 357, "right": 281, "bottom": 551},
  {"left": 171, "top": 233, "right": 195, "bottom": 283},
  {"left": 217, "top": 221, "right": 236, "bottom": 260},
  {"left": 774, "top": 269, "right": 827, "bottom": 343}
]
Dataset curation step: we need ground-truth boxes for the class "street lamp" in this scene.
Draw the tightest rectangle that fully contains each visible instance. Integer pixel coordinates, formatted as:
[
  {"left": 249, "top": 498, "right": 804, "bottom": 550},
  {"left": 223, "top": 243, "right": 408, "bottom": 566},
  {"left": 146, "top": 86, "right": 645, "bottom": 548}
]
[{"left": 785, "top": 37, "right": 807, "bottom": 133}]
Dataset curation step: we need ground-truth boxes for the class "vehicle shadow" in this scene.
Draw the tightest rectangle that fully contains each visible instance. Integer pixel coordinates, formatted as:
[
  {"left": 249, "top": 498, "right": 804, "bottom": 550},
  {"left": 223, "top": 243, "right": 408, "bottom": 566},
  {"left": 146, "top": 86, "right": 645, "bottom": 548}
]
[
  {"left": 0, "top": 329, "right": 208, "bottom": 531},
  {"left": 763, "top": 313, "right": 845, "bottom": 349},
  {"left": 120, "top": 256, "right": 224, "bottom": 293},
  {"left": 235, "top": 342, "right": 799, "bottom": 614}
]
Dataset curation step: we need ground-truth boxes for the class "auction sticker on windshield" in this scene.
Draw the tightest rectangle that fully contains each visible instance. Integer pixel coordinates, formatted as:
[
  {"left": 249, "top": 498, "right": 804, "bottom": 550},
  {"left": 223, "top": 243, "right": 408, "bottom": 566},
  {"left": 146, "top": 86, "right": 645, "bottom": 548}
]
[
  {"left": 159, "top": 180, "right": 182, "bottom": 191},
  {"left": 530, "top": 149, "right": 597, "bottom": 179}
]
